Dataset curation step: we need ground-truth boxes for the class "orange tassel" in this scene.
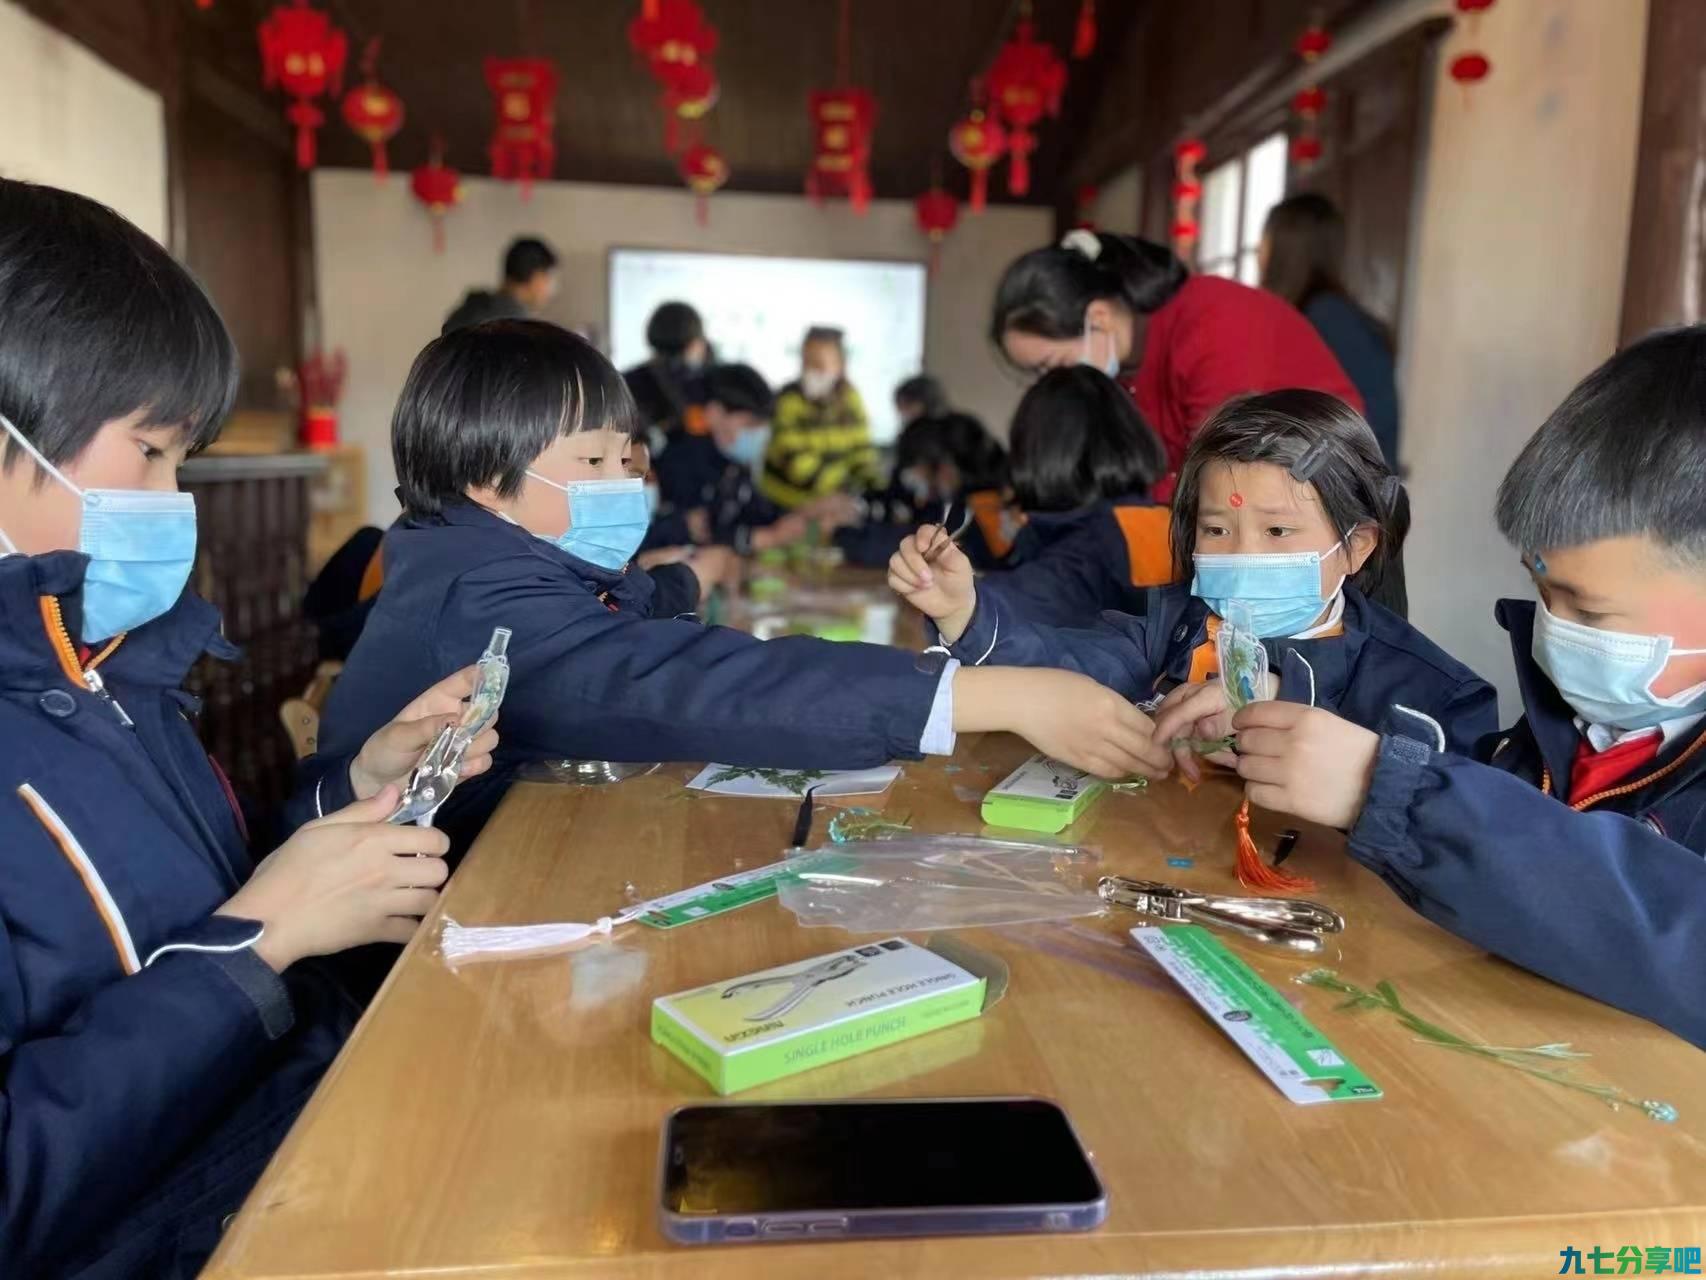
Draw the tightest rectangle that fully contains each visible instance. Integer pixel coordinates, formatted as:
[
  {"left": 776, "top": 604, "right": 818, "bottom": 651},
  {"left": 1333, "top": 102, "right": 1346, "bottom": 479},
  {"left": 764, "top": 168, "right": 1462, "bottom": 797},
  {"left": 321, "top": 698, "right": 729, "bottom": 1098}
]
[{"left": 1234, "top": 799, "right": 1315, "bottom": 893}]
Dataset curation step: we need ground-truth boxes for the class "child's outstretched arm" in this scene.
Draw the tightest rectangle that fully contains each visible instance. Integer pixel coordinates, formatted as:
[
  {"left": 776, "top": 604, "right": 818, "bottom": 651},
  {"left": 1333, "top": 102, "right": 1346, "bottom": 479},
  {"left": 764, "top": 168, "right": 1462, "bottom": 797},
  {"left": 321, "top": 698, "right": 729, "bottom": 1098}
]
[
  {"left": 889, "top": 528, "right": 1158, "bottom": 699},
  {"left": 1232, "top": 701, "right": 1706, "bottom": 1048}
]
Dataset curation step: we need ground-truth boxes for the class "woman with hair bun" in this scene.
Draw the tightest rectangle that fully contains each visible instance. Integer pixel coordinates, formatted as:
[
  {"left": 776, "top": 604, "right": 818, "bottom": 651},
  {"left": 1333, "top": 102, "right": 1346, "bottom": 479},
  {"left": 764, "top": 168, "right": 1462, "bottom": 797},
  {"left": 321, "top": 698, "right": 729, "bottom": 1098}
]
[{"left": 990, "top": 230, "right": 1362, "bottom": 493}]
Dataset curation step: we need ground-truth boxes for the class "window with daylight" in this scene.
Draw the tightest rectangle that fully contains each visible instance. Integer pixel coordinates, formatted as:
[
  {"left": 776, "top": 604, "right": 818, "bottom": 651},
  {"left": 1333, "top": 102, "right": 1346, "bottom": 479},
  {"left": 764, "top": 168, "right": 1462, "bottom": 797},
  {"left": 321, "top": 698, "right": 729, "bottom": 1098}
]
[{"left": 1195, "top": 131, "right": 1288, "bottom": 285}]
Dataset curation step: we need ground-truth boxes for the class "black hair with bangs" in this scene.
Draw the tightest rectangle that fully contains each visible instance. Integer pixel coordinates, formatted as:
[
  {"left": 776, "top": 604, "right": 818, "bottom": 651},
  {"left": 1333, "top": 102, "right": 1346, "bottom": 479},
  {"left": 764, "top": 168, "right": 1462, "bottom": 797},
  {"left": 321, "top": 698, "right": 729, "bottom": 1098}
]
[
  {"left": 1170, "top": 390, "right": 1409, "bottom": 613},
  {"left": 393, "top": 319, "right": 641, "bottom": 516},
  {"left": 0, "top": 179, "right": 237, "bottom": 473}
]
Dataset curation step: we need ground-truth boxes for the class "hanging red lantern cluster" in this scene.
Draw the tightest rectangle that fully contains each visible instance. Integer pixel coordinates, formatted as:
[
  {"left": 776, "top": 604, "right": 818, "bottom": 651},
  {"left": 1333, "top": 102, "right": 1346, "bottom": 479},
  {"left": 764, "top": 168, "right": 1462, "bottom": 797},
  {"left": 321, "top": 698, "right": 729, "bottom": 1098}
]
[
  {"left": 258, "top": 0, "right": 348, "bottom": 171},
  {"left": 1171, "top": 138, "right": 1206, "bottom": 257},
  {"left": 806, "top": 88, "right": 877, "bottom": 213},
  {"left": 1072, "top": 0, "right": 1097, "bottom": 59},
  {"left": 628, "top": 0, "right": 720, "bottom": 153},
  {"left": 484, "top": 56, "right": 559, "bottom": 199},
  {"left": 913, "top": 186, "right": 960, "bottom": 274},
  {"left": 948, "top": 86, "right": 1007, "bottom": 215},
  {"left": 1290, "top": 18, "right": 1331, "bottom": 169},
  {"left": 341, "top": 39, "right": 405, "bottom": 180},
  {"left": 1449, "top": 0, "right": 1496, "bottom": 95},
  {"left": 680, "top": 142, "right": 729, "bottom": 225},
  {"left": 410, "top": 137, "right": 462, "bottom": 253},
  {"left": 986, "top": 11, "right": 1067, "bottom": 198}
]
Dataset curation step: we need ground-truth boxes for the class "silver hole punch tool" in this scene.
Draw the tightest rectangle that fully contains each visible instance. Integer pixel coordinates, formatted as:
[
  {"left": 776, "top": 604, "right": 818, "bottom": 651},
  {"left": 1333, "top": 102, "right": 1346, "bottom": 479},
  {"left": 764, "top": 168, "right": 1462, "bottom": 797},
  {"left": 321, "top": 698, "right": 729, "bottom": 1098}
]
[
  {"left": 721, "top": 953, "right": 865, "bottom": 1021},
  {"left": 1098, "top": 877, "right": 1344, "bottom": 954},
  {"left": 388, "top": 627, "right": 512, "bottom": 827}
]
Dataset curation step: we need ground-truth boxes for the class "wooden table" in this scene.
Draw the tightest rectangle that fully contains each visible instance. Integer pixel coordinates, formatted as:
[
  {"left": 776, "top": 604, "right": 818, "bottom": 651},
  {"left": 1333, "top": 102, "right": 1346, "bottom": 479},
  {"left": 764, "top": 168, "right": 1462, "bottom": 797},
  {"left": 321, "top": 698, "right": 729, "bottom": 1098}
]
[{"left": 208, "top": 736, "right": 1706, "bottom": 1279}]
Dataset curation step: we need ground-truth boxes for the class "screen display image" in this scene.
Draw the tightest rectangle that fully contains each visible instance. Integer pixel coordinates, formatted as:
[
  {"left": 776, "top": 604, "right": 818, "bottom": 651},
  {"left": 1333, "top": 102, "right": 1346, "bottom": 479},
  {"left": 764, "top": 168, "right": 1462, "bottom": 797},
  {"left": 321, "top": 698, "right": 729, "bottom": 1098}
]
[
  {"left": 609, "top": 248, "right": 927, "bottom": 445},
  {"left": 662, "top": 1099, "right": 1103, "bottom": 1217}
]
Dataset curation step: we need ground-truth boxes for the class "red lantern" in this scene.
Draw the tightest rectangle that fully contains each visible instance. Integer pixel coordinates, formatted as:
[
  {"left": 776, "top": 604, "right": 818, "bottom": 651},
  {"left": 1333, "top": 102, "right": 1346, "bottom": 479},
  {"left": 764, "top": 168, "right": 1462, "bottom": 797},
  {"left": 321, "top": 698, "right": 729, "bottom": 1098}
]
[
  {"left": 806, "top": 88, "right": 877, "bottom": 213},
  {"left": 987, "top": 16, "right": 1067, "bottom": 198},
  {"left": 628, "top": 0, "right": 720, "bottom": 152},
  {"left": 948, "top": 103, "right": 1007, "bottom": 214},
  {"left": 914, "top": 187, "right": 960, "bottom": 274},
  {"left": 1450, "top": 52, "right": 1491, "bottom": 84},
  {"left": 1072, "top": 0, "right": 1097, "bottom": 59},
  {"left": 1295, "top": 24, "right": 1332, "bottom": 61},
  {"left": 341, "top": 41, "right": 404, "bottom": 180},
  {"left": 1292, "top": 86, "right": 1327, "bottom": 119},
  {"left": 680, "top": 142, "right": 728, "bottom": 225},
  {"left": 410, "top": 140, "right": 462, "bottom": 253},
  {"left": 1172, "top": 137, "right": 1206, "bottom": 258},
  {"left": 485, "top": 57, "right": 559, "bottom": 199},
  {"left": 257, "top": 0, "right": 347, "bottom": 171},
  {"left": 1455, "top": 0, "right": 1495, "bottom": 11},
  {"left": 1290, "top": 135, "right": 1324, "bottom": 165}
]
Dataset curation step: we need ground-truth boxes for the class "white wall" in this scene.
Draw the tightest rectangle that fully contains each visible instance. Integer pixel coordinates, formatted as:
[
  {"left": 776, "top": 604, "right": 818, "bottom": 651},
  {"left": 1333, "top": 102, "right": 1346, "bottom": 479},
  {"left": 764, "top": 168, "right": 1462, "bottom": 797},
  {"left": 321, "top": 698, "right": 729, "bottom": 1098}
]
[
  {"left": 311, "top": 170, "right": 1052, "bottom": 521},
  {"left": 1400, "top": 0, "right": 1648, "bottom": 717},
  {"left": 1090, "top": 165, "right": 1143, "bottom": 236},
  {"left": 0, "top": 1, "right": 166, "bottom": 244}
]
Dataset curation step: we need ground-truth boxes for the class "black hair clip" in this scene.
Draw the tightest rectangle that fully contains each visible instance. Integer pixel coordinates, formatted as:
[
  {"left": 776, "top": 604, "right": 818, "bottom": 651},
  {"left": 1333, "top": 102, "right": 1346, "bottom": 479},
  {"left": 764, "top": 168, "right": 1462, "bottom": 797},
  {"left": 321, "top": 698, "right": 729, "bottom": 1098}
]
[
  {"left": 1288, "top": 437, "right": 1334, "bottom": 484},
  {"left": 1380, "top": 474, "right": 1404, "bottom": 513}
]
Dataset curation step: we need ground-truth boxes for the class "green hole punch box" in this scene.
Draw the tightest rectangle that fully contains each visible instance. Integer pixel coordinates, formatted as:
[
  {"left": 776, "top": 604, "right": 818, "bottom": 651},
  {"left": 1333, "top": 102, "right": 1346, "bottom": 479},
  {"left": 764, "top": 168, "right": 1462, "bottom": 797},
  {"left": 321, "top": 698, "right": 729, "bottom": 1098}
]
[
  {"left": 980, "top": 753, "right": 1107, "bottom": 835},
  {"left": 651, "top": 938, "right": 996, "bottom": 1095}
]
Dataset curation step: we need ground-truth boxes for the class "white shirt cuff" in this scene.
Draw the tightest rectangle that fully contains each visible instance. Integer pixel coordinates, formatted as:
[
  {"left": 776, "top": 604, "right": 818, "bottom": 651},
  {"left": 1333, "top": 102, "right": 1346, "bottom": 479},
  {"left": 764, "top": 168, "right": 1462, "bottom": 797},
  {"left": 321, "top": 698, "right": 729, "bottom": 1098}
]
[{"left": 919, "top": 658, "right": 961, "bottom": 756}]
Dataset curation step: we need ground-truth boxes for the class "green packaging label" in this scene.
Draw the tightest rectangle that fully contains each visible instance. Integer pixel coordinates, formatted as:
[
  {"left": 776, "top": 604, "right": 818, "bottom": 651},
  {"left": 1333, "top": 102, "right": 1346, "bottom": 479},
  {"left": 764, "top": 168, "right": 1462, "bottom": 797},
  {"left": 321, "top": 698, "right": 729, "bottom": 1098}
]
[
  {"left": 1132, "top": 925, "right": 1381, "bottom": 1105},
  {"left": 980, "top": 753, "right": 1106, "bottom": 834},
  {"left": 634, "top": 857, "right": 836, "bottom": 929},
  {"left": 652, "top": 938, "right": 987, "bottom": 1094}
]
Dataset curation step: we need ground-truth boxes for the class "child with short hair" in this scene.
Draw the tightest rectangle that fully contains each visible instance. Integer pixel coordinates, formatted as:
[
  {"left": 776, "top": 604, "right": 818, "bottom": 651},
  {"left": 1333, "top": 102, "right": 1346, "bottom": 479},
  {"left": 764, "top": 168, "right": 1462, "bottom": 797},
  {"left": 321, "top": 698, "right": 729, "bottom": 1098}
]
[
  {"left": 991, "top": 365, "right": 1172, "bottom": 626},
  {"left": 319, "top": 320, "right": 1176, "bottom": 844},
  {"left": 892, "top": 389, "right": 1495, "bottom": 757},
  {"left": 1232, "top": 329, "right": 1706, "bottom": 1047},
  {"left": 0, "top": 178, "right": 495, "bottom": 1277},
  {"left": 760, "top": 325, "right": 882, "bottom": 508}
]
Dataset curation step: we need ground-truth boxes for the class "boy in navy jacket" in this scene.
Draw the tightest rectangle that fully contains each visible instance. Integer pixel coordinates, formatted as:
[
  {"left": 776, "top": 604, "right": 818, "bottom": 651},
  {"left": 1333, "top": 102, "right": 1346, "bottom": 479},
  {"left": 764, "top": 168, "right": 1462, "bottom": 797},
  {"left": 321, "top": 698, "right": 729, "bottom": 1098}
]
[
  {"left": 319, "top": 321, "right": 1176, "bottom": 846},
  {"left": 1233, "top": 329, "right": 1706, "bottom": 1048},
  {"left": 0, "top": 180, "right": 496, "bottom": 1278}
]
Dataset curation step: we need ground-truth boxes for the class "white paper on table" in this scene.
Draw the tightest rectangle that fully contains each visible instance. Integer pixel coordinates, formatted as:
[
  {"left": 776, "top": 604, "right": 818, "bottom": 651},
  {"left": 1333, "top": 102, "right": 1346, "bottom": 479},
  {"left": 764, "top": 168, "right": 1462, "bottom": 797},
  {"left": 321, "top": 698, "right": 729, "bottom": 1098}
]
[{"left": 685, "top": 764, "right": 901, "bottom": 799}]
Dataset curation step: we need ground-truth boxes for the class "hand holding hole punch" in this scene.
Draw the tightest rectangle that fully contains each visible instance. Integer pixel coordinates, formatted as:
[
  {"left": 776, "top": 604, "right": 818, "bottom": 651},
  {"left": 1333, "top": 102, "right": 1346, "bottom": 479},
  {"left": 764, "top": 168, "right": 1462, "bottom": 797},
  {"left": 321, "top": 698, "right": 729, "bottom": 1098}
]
[{"left": 349, "top": 664, "right": 501, "bottom": 802}]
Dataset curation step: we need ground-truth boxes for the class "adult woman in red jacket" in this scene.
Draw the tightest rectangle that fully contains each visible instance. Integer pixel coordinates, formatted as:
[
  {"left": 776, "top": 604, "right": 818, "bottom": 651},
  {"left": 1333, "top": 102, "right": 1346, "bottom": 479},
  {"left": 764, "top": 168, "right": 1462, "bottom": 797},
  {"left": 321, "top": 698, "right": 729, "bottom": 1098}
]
[{"left": 991, "top": 230, "right": 1362, "bottom": 491}]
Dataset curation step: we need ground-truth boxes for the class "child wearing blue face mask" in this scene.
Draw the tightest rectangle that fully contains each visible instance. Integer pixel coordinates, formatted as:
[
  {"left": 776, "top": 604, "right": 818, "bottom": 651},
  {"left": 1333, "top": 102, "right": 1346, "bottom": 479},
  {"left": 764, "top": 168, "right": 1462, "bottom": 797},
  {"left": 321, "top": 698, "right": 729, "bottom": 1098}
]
[
  {"left": 319, "top": 320, "right": 1181, "bottom": 848},
  {"left": 892, "top": 390, "right": 1496, "bottom": 762},
  {"left": 1232, "top": 329, "right": 1706, "bottom": 1048},
  {"left": 0, "top": 179, "right": 500, "bottom": 1278},
  {"left": 643, "top": 363, "right": 856, "bottom": 556}
]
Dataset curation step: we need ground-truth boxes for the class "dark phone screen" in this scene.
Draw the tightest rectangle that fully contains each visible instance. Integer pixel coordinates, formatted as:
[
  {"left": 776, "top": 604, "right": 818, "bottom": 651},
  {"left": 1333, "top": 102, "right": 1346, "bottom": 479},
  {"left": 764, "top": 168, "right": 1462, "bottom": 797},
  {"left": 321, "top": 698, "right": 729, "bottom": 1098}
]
[{"left": 661, "top": 1099, "right": 1102, "bottom": 1215}]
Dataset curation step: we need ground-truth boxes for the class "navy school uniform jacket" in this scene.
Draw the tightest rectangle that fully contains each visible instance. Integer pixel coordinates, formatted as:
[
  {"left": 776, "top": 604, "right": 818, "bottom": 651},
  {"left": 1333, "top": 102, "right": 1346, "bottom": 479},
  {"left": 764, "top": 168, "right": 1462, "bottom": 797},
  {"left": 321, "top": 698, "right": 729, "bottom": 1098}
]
[
  {"left": 985, "top": 495, "right": 1174, "bottom": 630},
  {"left": 0, "top": 551, "right": 363, "bottom": 1278},
  {"left": 316, "top": 500, "right": 943, "bottom": 846},
  {"left": 645, "top": 431, "right": 784, "bottom": 554},
  {"left": 1352, "top": 600, "right": 1706, "bottom": 1048},
  {"left": 946, "top": 580, "right": 1497, "bottom": 754}
]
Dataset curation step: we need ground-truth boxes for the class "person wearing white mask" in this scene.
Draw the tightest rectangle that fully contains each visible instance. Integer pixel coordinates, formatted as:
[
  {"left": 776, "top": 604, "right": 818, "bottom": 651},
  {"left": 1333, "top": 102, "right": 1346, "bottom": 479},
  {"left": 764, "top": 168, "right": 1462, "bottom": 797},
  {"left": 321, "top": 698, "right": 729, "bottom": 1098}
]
[
  {"left": 989, "top": 229, "right": 1362, "bottom": 499},
  {"left": 759, "top": 326, "right": 881, "bottom": 510},
  {"left": 1230, "top": 328, "right": 1706, "bottom": 1050}
]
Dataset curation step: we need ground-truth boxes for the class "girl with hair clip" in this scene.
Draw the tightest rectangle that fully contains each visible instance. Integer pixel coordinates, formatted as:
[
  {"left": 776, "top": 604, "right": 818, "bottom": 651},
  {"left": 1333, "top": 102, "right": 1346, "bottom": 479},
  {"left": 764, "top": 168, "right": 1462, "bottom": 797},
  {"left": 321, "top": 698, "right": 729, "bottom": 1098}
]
[
  {"left": 991, "top": 229, "right": 1362, "bottom": 493},
  {"left": 890, "top": 390, "right": 1496, "bottom": 772},
  {"left": 979, "top": 366, "right": 1172, "bottom": 627}
]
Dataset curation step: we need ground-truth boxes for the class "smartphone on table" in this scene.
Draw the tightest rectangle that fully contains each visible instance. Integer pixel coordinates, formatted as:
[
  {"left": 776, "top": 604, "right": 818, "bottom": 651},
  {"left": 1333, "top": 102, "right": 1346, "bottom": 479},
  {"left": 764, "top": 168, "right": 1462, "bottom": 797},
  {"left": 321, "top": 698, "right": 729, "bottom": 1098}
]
[{"left": 657, "top": 1096, "right": 1107, "bottom": 1245}]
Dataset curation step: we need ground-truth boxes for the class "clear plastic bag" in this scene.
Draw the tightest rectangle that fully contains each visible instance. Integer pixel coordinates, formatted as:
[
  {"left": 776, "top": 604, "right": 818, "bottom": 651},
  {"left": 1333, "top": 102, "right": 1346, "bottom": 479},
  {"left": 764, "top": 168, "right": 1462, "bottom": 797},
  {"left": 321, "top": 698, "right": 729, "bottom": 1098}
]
[{"left": 778, "top": 836, "right": 1105, "bottom": 933}]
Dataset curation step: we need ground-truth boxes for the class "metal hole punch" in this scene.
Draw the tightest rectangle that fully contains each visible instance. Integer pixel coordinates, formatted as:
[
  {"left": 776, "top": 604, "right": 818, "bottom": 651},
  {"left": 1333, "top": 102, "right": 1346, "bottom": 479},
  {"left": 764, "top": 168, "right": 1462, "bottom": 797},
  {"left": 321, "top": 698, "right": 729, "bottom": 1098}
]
[
  {"left": 388, "top": 627, "right": 511, "bottom": 827},
  {"left": 1098, "top": 877, "right": 1344, "bottom": 954},
  {"left": 721, "top": 953, "right": 865, "bottom": 1021}
]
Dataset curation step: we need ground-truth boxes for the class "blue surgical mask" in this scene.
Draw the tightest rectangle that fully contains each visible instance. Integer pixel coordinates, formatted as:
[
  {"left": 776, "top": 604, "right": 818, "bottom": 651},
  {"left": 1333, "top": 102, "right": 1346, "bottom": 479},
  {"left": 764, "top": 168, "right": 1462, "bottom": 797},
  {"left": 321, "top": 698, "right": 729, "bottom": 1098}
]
[
  {"left": 1191, "top": 540, "right": 1348, "bottom": 639},
  {"left": 724, "top": 426, "right": 770, "bottom": 468},
  {"left": 1080, "top": 322, "right": 1120, "bottom": 379},
  {"left": 0, "top": 413, "right": 197, "bottom": 641},
  {"left": 1532, "top": 600, "right": 1706, "bottom": 731},
  {"left": 526, "top": 472, "right": 650, "bottom": 570},
  {"left": 644, "top": 482, "right": 660, "bottom": 517}
]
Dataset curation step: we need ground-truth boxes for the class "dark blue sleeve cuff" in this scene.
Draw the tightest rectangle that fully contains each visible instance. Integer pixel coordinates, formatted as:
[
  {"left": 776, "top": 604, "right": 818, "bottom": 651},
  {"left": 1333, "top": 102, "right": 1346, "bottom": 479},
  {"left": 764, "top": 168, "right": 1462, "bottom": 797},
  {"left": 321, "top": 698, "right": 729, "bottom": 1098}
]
[{"left": 1347, "top": 732, "right": 1434, "bottom": 871}]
